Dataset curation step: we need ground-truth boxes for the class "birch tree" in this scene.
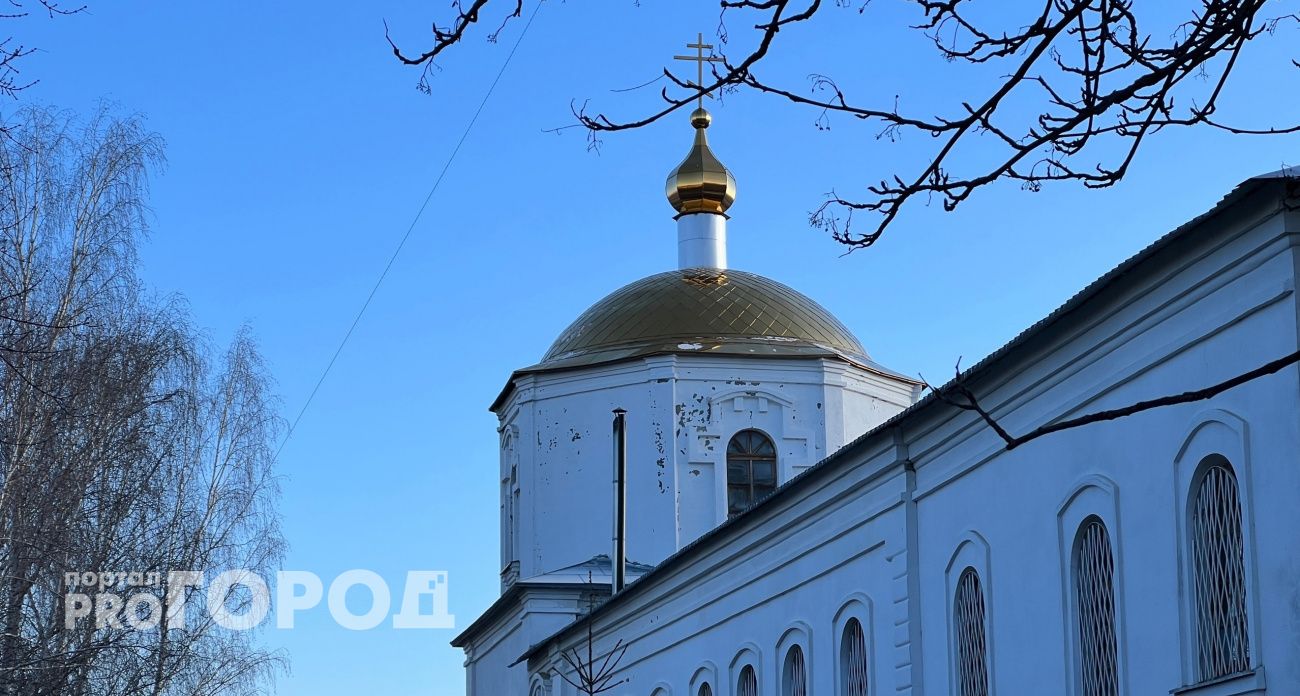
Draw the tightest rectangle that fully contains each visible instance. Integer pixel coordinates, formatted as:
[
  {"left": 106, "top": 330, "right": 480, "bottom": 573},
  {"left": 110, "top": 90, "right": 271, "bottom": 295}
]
[{"left": 0, "top": 105, "right": 284, "bottom": 696}]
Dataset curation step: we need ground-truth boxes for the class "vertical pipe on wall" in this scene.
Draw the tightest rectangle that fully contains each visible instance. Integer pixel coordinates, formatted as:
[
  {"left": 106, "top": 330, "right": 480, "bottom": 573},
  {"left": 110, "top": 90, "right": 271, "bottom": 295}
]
[{"left": 612, "top": 408, "right": 627, "bottom": 593}]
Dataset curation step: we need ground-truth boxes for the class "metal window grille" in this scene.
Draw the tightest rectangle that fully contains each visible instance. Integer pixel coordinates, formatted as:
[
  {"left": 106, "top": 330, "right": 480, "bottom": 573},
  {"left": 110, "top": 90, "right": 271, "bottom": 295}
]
[
  {"left": 784, "top": 644, "right": 807, "bottom": 696},
  {"left": 737, "top": 665, "right": 758, "bottom": 696},
  {"left": 842, "top": 617, "right": 869, "bottom": 696},
  {"left": 1191, "top": 461, "right": 1251, "bottom": 680},
  {"left": 954, "top": 567, "right": 990, "bottom": 696},
  {"left": 697, "top": 684, "right": 713, "bottom": 696},
  {"left": 726, "top": 429, "right": 778, "bottom": 517},
  {"left": 1075, "top": 519, "right": 1119, "bottom": 696}
]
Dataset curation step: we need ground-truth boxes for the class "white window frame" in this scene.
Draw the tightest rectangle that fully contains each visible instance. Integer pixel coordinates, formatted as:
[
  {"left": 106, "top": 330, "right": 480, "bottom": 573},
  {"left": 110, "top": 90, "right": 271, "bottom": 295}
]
[
  {"left": 500, "top": 426, "right": 521, "bottom": 576},
  {"left": 832, "top": 594, "right": 875, "bottom": 696},
  {"left": 1056, "top": 475, "right": 1128, "bottom": 696},
  {"left": 946, "top": 533, "right": 995, "bottom": 696},
  {"left": 701, "top": 388, "right": 816, "bottom": 495},
  {"left": 775, "top": 622, "right": 813, "bottom": 696},
  {"left": 1171, "top": 410, "right": 1263, "bottom": 693},
  {"left": 689, "top": 662, "right": 719, "bottom": 696},
  {"left": 730, "top": 645, "right": 762, "bottom": 696}
]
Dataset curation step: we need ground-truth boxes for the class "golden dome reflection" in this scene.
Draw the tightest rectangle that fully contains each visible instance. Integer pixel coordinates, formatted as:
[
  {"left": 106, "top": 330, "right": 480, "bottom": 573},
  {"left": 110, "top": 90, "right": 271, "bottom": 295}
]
[{"left": 538, "top": 268, "right": 870, "bottom": 370}]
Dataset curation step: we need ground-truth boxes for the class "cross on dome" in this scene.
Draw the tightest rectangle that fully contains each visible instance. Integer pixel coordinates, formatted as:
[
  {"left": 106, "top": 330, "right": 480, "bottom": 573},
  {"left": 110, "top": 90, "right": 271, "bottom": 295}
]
[{"left": 673, "top": 32, "right": 724, "bottom": 110}]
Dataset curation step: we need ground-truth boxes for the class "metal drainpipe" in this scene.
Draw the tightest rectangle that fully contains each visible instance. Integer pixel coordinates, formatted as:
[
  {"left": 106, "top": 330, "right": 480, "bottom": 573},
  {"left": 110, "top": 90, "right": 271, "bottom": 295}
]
[{"left": 612, "top": 408, "right": 627, "bottom": 593}]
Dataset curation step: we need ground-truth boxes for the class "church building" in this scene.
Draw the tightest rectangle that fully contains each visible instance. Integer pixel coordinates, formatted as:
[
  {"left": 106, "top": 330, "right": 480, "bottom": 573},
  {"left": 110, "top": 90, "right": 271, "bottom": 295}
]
[{"left": 452, "top": 102, "right": 1300, "bottom": 696}]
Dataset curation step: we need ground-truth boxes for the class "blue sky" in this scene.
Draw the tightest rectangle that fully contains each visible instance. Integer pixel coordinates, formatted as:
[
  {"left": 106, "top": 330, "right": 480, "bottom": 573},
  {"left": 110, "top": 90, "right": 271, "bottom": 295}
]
[{"left": 15, "top": 1, "right": 1300, "bottom": 693}]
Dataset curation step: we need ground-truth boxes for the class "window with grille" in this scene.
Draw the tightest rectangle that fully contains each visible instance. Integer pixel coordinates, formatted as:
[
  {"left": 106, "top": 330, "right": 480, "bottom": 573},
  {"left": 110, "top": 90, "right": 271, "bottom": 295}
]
[
  {"left": 737, "top": 665, "right": 758, "bottom": 696},
  {"left": 954, "top": 567, "right": 989, "bottom": 696},
  {"left": 841, "top": 617, "right": 868, "bottom": 696},
  {"left": 1074, "top": 518, "right": 1118, "bottom": 696},
  {"left": 727, "top": 430, "right": 777, "bottom": 517},
  {"left": 783, "top": 644, "right": 807, "bottom": 696},
  {"left": 697, "top": 683, "right": 713, "bottom": 696},
  {"left": 1190, "top": 459, "right": 1251, "bottom": 681}
]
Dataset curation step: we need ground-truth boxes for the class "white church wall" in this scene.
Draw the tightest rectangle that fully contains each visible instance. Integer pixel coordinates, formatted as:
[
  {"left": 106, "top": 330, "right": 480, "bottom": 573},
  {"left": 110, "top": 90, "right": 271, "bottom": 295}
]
[
  {"left": 497, "top": 360, "right": 678, "bottom": 582},
  {"left": 908, "top": 191, "right": 1300, "bottom": 696},
  {"left": 911, "top": 359, "right": 1298, "bottom": 695},
  {"left": 822, "top": 361, "right": 920, "bottom": 459},
  {"left": 460, "top": 605, "right": 520, "bottom": 696},
  {"left": 528, "top": 436, "right": 916, "bottom": 695},
  {"left": 460, "top": 586, "right": 605, "bottom": 696},
  {"left": 494, "top": 355, "right": 916, "bottom": 584}
]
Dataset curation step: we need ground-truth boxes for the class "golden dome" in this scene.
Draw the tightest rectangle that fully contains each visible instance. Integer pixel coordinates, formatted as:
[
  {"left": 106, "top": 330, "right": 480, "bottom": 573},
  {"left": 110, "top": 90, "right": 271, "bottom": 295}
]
[
  {"left": 536, "top": 268, "right": 870, "bottom": 370},
  {"left": 665, "top": 108, "right": 737, "bottom": 216}
]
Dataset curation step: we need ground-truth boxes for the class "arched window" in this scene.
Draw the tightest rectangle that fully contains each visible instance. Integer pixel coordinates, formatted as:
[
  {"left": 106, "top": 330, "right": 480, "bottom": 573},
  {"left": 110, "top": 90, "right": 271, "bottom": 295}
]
[
  {"left": 727, "top": 429, "right": 777, "bottom": 517},
  {"left": 697, "top": 683, "right": 713, "bottom": 696},
  {"left": 1074, "top": 518, "right": 1118, "bottom": 696},
  {"left": 841, "top": 617, "right": 868, "bottom": 696},
  {"left": 1190, "top": 458, "right": 1250, "bottom": 680},
  {"left": 737, "top": 665, "right": 758, "bottom": 696},
  {"left": 782, "top": 644, "right": 807, "bottom": 696},
  {"left": 954, "top": 567, "right": 989, "bottom": 696},
  {"left": 502, "top": 464, "right": 519, "bottom": 570}
]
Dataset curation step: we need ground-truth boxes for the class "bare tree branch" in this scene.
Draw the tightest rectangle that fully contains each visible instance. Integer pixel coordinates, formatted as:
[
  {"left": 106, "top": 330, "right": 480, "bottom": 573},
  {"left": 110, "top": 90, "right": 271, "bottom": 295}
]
[
  {"left": 924, "top": 347, "right": 1300, "bottom": 451},
  {"left": 389, "top": 0, "right": 1300, "bottom": 249},
  {"left": 552, "top": 583, "right": 628, "bottom": 695},
  {"left": 384, "top": 0, "right": 523, "bottom": 94}
]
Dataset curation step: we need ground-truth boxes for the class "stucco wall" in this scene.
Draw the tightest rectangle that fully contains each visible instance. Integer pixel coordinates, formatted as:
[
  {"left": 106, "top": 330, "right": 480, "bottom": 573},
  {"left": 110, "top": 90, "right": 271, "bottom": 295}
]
[{"left": 495, "top": 356, "right": 917, "bottom": 583}]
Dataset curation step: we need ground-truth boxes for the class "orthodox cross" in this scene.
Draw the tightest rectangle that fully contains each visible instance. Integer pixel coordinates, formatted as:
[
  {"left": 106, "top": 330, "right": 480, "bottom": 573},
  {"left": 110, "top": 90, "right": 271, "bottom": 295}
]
[{"left": 673, "top": 32, "right": 724, "bottom": 109}]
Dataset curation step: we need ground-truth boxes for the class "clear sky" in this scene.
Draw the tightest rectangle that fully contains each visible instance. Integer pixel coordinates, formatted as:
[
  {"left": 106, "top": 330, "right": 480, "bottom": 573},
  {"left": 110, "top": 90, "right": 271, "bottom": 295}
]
[{"left": 14, "top": 2, "right": 1300, "bottom": 694}]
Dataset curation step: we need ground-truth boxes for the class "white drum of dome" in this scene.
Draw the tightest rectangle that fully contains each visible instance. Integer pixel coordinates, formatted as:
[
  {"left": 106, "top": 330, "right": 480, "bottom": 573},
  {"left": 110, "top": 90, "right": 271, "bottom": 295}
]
[{"left": 678, "top": 212, "right": 727, "bottom": 270}]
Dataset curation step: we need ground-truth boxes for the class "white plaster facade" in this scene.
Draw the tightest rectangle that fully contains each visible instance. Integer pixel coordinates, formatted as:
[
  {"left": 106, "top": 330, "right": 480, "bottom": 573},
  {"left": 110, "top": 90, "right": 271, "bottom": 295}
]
[
  {"left": 496, "top": 356, "right": 919, "bottom": 582},
  {"left": 459, "top": 351, "right": 919, "bottom": 695},
  {"left": 456, "top": 173, "right": 1300, "bottom": 696}
]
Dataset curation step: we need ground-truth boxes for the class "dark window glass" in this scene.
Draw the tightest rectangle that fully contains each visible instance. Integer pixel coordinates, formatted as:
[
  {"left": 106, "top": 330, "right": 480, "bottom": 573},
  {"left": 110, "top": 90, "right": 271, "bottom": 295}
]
[
  {"left": 841, "top": 617, "right": 868, "bottom": 696},
  {"left": 737, "top": 665, "right": 758, "bottom": 696},
  {"left": 726, "top": 429, "right": 778, "bottom": 517},
  {"left": 783, "top": 644, "right": 807, "bottom": 696}
]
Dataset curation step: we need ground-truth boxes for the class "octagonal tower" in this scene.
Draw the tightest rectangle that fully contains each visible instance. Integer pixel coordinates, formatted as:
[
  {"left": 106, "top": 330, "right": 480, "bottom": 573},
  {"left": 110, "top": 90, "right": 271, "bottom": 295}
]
[{"left": 491, "top": 108, "right": 921, "bottom": 588}]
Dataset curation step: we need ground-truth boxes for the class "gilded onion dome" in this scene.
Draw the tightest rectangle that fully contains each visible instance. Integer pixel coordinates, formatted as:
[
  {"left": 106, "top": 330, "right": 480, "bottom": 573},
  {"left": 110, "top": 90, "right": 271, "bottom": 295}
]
[{"left": 665, "top": 108, "right": 737, "bottom": 216}]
